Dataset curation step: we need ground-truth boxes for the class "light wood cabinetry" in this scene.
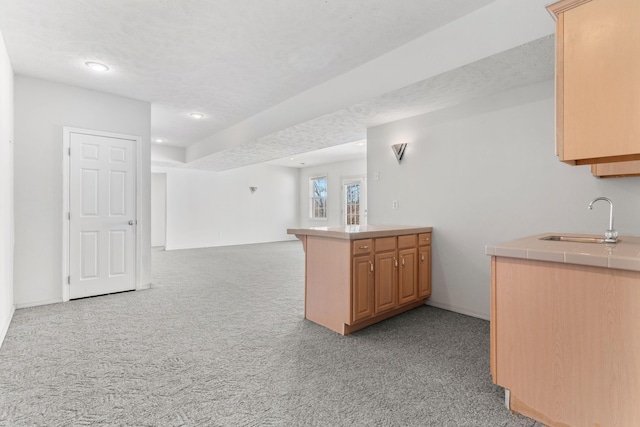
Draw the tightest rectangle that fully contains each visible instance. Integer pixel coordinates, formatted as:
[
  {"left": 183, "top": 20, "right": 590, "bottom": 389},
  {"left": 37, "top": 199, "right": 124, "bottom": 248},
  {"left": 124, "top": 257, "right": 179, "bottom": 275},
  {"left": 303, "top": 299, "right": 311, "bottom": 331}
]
[
  {"left": 352, "top": 253, "right": 374, "bottom": 323},
  {"left": 374, "top": 249, "right": 398, "bottom": 314},
  {"left": 547, "top": 0, "right": 640, "bottom": 166},
  {"left": 398, "top": 248, "right": 418, "bottom": 305},
  {"left": 418, "top": 233, "right": 432, "bottom": 298},
  {"left": 352, "top": 238, "right": 375, "bottom": 322},
  {"left": 293, "top": 227, "right": 432, "bottom": 335},
  {"left": 397, "top": 234, "right": 418, "bottom": 306},
  {"left": 347, "top": 234, "right": 431, "bottom": 332},
  {"left": 491, "top": 256, "right": 640, "bottom": 426},
  {"left": 590, "top": 160, "right": 640, "bottom": 178}
]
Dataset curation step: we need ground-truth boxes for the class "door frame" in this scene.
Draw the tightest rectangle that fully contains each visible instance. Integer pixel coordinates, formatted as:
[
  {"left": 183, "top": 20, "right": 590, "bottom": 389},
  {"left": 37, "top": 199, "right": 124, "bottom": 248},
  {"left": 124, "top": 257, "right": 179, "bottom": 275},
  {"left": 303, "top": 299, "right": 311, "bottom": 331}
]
[{"left": 62, "top": 127, "right": 144, "bottom": 302}]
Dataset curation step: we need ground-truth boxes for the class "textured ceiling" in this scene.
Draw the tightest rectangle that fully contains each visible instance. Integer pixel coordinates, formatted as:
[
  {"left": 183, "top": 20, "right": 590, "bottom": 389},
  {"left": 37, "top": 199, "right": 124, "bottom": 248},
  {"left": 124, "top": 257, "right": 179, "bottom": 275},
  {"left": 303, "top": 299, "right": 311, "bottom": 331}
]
[
  {"left": 187, "top": 35, "right": 555, "bottom": 171},
  {"left": 0, "top": 0, "right": 556, "bottom": 171},
  {"left": 266, "top": 140, "right": 367, "bottom": 169},
  {"left": 0, "top": 0, "right": 495, "bottom": 148}
]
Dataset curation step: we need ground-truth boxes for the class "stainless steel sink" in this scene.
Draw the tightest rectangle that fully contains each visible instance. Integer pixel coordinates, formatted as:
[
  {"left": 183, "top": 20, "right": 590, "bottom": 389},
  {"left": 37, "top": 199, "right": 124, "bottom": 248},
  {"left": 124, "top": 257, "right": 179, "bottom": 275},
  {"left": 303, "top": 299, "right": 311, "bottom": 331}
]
[{"left": 539, "top": 235, "right": 616, "bottom": 244}]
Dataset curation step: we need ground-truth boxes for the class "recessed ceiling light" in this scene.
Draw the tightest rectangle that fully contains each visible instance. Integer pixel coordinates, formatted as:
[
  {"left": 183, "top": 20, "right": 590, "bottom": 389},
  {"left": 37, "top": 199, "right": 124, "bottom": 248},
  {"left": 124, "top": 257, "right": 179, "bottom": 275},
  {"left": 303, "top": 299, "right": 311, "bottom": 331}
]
[
  {"left": 154, "top": 138, "right": 164, "bottom": 144},
  {"left": 289, "top": 157, "right": 295, "bottom": 161},
  {"left": 190, "top": 112, "right": 205, "bottom": 119},
  {"left": 85, "top": 61, "right": 110, "bottom": 72},
  {"left": 356, "top": 142, "right": 365, "bottom": 146}
]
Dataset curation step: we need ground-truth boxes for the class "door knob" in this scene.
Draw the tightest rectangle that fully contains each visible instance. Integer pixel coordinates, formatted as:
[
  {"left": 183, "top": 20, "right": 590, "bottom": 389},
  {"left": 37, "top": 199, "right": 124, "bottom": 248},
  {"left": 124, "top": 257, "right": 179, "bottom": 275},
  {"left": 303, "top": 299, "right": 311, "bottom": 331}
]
[{"left": 128, "top": 220, "right": 137, "bottom": 225}]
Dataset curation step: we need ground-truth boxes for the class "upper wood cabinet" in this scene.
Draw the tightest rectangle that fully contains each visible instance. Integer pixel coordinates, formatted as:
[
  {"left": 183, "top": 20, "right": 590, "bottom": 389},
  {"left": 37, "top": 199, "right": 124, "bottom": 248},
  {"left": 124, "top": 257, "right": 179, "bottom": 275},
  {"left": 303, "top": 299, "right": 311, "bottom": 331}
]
[
  {"left": 547, "top": 0, "right": 640, "bottom": 165},
  {"left": 591, "top": 160, "right": 640, "bottom": 178}
]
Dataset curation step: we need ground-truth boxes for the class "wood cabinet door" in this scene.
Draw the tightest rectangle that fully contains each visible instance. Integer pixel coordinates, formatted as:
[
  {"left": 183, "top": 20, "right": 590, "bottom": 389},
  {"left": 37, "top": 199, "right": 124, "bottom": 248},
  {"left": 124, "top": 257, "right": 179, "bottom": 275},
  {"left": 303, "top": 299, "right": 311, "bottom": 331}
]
[
  {"left": 591, "top": 160, "right": 640, "bottom": 178},
  {"left": 352, "top": 254, "right": 374, "bottom": 323},
  {"left": 559, "top": 0, "right": 640, "bottom": 163},
  {"left": 418, "top": 246, "right": 431, "bottom": 298},
  {"left": 398, "top": 248, "right": 418, "bottom": 305},
  {"left": 374, "top": 251, "right": 398, "bottom": 314}
]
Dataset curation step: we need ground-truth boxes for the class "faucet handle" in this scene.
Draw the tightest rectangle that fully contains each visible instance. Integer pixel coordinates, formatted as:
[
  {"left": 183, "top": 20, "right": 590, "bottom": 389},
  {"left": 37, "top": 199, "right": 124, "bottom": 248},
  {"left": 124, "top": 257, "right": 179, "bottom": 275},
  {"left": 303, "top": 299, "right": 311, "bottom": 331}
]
[{"left": 605, "top": 229, "right": 618, "bottom": 243}]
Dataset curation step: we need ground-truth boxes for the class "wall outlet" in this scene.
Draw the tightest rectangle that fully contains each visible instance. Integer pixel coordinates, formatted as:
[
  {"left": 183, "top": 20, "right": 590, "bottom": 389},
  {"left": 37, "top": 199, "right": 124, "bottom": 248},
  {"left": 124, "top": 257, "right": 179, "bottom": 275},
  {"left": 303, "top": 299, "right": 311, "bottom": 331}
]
[
  {"left": 374, "top": 172, "right": 380, "bottom": 180},
  {"left": 392, "top": 200, "right": 399, "bottom": 210}
]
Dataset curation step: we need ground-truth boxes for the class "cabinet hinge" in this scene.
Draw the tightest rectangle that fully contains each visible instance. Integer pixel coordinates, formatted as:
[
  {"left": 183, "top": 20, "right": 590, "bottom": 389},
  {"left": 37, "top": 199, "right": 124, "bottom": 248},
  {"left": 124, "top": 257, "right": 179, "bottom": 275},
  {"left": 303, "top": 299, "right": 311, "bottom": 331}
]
[
  {"left": 67, "top": 276, "right": 70, "bottom": 285},
  {"left": 67, "top": 212, "right": 71, "bottom": 220},
  {"left": 68, "top": 147, "right": 71, "bottom": 156}
]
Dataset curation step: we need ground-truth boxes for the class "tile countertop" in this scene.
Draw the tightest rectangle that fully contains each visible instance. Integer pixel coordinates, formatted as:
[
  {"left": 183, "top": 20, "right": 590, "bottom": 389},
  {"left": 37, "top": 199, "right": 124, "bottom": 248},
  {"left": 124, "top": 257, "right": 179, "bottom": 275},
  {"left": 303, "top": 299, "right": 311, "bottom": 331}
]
[
  {"left": 287, "top": 225, "right": 432, "bottom": 240},
  {"left": 486, "top": 232, "right": 640, "bottom": 272}
]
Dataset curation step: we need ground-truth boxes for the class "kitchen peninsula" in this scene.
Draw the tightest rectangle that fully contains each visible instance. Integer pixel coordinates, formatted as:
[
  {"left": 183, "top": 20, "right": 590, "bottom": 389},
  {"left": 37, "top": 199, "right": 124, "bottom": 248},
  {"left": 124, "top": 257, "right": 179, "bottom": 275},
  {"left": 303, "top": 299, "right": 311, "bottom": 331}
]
[
  {"left": 288, "top": 225, "right": 432, "bottom": 335},
  {"left": 487, "top": 233, "right": 640, "bottom": 427}
]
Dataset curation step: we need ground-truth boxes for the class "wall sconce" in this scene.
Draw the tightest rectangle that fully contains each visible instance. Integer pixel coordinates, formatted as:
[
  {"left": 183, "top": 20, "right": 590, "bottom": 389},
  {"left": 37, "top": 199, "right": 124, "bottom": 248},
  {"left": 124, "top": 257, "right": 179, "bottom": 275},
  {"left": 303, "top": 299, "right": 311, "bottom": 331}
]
[
  {"left": 392, "top": 143, "right": 408, "bottom": 164},
  {"left": 249, "top": 186, "right": 258, "bottom": 194}
]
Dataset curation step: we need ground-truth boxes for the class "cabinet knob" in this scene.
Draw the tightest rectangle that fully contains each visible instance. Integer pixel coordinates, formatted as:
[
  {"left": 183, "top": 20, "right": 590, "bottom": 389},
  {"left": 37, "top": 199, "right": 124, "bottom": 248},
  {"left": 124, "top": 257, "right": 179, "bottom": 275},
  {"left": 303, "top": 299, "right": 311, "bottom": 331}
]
[
  {"left": 369, "top": 261, "right": 374, "bottom": 272},
  {"left": 401, "top": 257, "right": 405, "bottom": 267},
  {"left": 359, "top": 245, "right": 369, "bottom": 249},
  {"left": 393, "top": 257, "right": 398, "bottom": 268},
  {"left": 421, "top": 254, "right": 425, "bottom": 262}
]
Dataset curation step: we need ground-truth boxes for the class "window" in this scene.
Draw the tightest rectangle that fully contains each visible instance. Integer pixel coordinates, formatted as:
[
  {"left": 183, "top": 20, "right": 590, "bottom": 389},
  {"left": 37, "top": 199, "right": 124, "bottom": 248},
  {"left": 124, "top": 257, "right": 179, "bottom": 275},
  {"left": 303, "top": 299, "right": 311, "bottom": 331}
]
[
  {"left": 309, "top": 176, "right": 327, "bottom": 219},
  {"left": 344, "top": 182, "right": 361, "bottom": 225},
  {"left": 343, "top": 177, "right": 366, "bottom": 226}
]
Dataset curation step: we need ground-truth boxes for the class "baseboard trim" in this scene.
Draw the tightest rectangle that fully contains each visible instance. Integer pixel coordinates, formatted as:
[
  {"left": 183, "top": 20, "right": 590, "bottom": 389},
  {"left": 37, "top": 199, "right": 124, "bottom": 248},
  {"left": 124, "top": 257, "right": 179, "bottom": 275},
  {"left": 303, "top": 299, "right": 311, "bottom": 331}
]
[
  {"left": 426, "top": 300, "right": 490, "bottom": 321},
  {"left": 14, "top": 298, "right": 63, "bottom": 309},
  {"left": 165, "top": 237, "right": 299, "bottom": 251},
  {"left": 0, "top": 305, "right": 15, "bottom": 348}
]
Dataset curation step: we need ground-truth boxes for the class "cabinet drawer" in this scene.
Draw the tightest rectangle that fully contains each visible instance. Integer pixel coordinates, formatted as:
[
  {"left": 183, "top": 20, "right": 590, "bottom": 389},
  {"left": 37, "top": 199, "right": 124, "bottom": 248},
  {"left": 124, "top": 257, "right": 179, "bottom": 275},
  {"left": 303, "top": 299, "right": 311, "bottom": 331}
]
[
  {"left": 398, "top": 234, "right": 417, "bottom": 249},
  {"left": 375, "top": 237, "right": 396, "bottom": 252},
  {"left": 418, "top": 233, "right": 431, "bottom": 246},
  {"left": 352, "top": 239, "right": 373, "bottom": 255}
]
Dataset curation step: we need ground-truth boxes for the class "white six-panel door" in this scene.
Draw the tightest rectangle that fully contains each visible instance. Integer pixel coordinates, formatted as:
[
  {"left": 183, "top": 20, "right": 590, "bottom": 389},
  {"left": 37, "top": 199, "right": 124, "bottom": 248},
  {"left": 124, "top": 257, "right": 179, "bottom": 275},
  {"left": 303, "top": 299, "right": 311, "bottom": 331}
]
[{"left": 69, "top": 131, "right": 136, "bottom": 299}]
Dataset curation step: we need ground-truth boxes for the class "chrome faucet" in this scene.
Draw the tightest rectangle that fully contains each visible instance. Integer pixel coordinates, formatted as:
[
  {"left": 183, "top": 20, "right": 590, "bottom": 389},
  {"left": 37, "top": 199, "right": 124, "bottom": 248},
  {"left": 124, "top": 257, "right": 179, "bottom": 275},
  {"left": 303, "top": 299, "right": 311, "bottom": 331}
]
[{"left": 588, "top": 197, "right": 618, "bottom": 243}]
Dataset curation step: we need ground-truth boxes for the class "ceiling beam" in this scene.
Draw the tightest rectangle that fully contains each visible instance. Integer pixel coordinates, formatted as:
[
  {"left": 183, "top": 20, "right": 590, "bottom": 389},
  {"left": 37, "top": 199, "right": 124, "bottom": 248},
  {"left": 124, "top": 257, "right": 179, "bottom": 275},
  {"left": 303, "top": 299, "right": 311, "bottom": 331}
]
[{"left": 186, "top": 0, "right": 554, "bottom": 163}]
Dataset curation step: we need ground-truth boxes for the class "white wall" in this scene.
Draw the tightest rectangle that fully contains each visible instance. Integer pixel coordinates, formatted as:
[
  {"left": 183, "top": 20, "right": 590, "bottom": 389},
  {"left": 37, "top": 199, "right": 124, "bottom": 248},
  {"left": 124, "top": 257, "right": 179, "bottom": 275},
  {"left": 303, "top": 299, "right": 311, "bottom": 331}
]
[
  {"left": 367, "top": 80, "right": 640, "bottom": 320},
  {"left": 152, "top": 144, "right": 185, "bottom": 164},
  {"left": 14, "top": 76, "right": 151, "bottom": 308},
  {"left": 0, "top": 31, "right": 14, "bottom": 346},
  {"left": 298, "top": 158, "right": 367, "bottom": 228},
  {"left": 151, "top": 173, "right": 167, "bottom": 247},
  {"left": 152, "top": 164, "right": 298, "bottom": 250}
]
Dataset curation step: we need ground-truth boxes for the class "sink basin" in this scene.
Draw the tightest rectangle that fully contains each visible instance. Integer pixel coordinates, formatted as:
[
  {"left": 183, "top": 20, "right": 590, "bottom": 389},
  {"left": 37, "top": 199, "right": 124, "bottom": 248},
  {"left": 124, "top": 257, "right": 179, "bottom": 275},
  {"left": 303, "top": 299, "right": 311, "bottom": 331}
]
[{"left": 539, "top": 235, "right": 614, "bottom": 244}]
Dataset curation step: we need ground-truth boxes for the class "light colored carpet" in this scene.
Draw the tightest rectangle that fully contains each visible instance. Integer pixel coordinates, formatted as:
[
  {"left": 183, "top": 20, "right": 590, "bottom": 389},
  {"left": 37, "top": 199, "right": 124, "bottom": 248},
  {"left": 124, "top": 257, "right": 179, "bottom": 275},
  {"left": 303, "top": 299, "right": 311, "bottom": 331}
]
[{"left": 0, "top": 241, "right": 541, "bottom": 426}]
